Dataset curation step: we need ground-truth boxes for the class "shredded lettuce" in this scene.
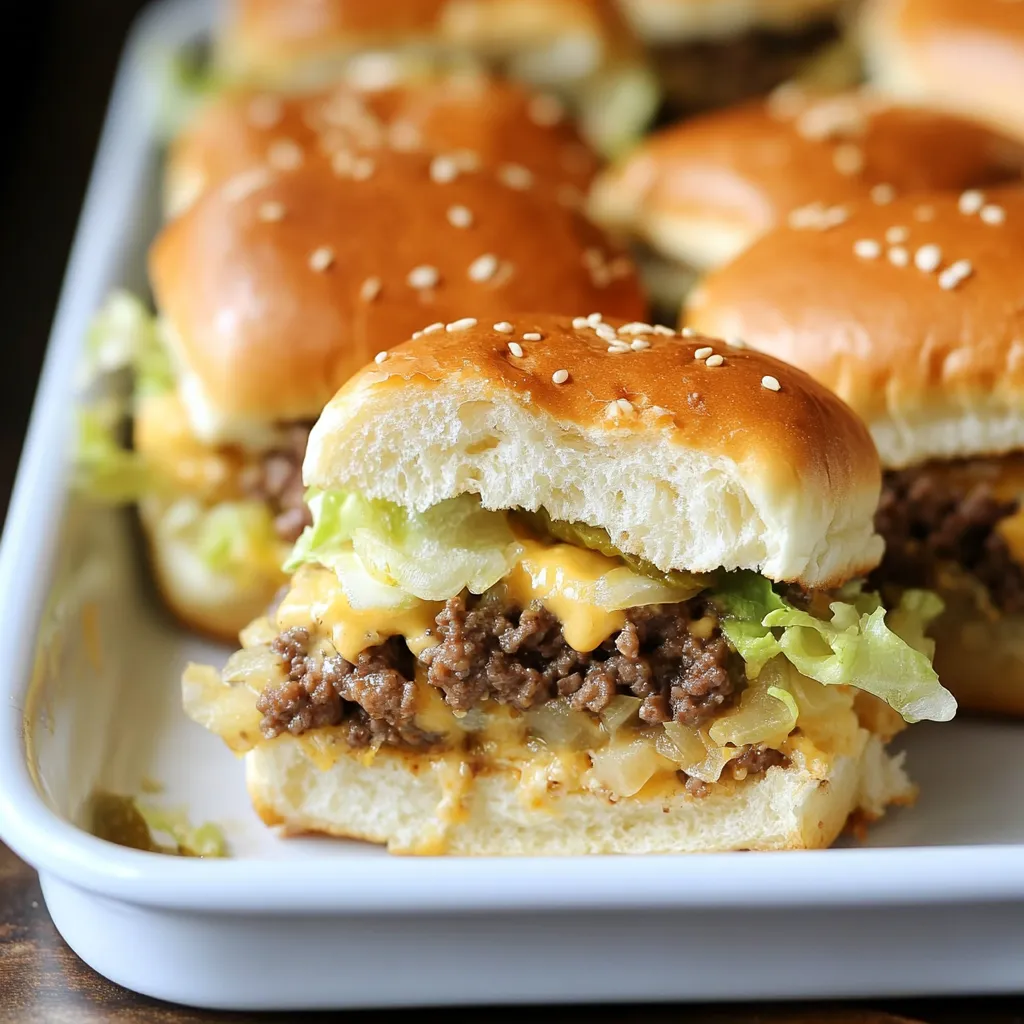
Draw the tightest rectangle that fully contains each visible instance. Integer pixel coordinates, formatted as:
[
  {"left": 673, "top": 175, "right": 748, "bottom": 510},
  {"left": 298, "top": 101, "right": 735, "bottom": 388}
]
[
  {"left": 286, "top": 489, "right": 525, "bottom": 601},
  {"left": 716, "top": 572, "right": 955, "bottom": 724},
  {"left": 74, "top": 403, "right": 152, "bottom": 503},
  {"left": 82, "top": 290, "right": 174, "bottom": 397}
]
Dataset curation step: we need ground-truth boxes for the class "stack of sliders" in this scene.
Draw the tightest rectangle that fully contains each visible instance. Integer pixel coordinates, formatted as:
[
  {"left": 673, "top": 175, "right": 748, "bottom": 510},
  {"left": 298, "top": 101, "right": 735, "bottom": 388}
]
[
  {"left": 614, "top": 0, "right": 854, "bottom": 118},
  {"left": 860, "top": 0, "right": 1024, "bottom": 142},
  {"left": 688, "top": 186, "right": 1024, "bottom": 715},
  {"left": 183, "top": 314, "right": 955, "bottom": 855},
  {"left": 80, "top": 77, "right": 646, "bottom": 643},
  {"left": 589, "top": 85, "right": 1024, "bottom": 314},
  {"left": 211, "top": 0, "right": 658, "bottom": 156}
]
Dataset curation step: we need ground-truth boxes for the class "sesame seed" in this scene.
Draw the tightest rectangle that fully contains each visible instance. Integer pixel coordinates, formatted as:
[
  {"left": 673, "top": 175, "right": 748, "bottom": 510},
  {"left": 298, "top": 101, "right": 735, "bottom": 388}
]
[
  {"left": 468, "top": 254, "right": 499, "bottom": 282},
  {"left": 959, "top": 190, "right": 985, "bottom": 215},
  {"left": 572, "top": 317, "right": 589, "bottom": 329},
  {"left": 494, "top": 322, "right": 514, "bottom": 333},
  {"left": 423, "top": 322, "right": 444, "bottom": 334},
  {"left": 258, "top": 200, "right": 285, "bottom": 222},
  {"left": 223, "top": 167, "right": 272, "bottom": 202},
  {"left": 523, "top": 332, "right": 543, "bottom": 341},
  {"left": 595, "top": 324, "right": 618, "bottom": 342},
  {"left": 761, "top": 375, "right": 781, "bottom": 392},
  {"left": 630, "top": 339, "right": 650, "bottom": 351},
  {"left": 374, "top": 351, "right": 388, "bottom": 364},
  {"left": 854, "top": 239, "right": 881, "bottom": 260},
  {"left": 914, "top": 245, "right": 942, "bottom": 273},
  {"left": 528, "top": 93, "right": 565, "bottom": 127},
  {"left": 938, "top": 259, "right": 974, "bottom": 291},
  {"left": 309, "top": 246, "right": 335, "bottom": 272},
  {"left": 508, "top": 342, "right": 524, "bottom": 358},
  {"left": 871, "top": 183, "right": 896, "bottom": 205},
  {"left": 267, "top": 138, "right": 304, "bottom": 171},
  {"left": 681, "top": 327, "right": 695, "bottom": 337},
  {"left": 886, "top": 226, "right": 909, "bottom": 244},
  {"left": 499, "top": 164, "right": 534, "bottom": 190},
  {"left": 587, "top": 312, "right": 604, "bottom": 325},
  {"left": 430, "top": 156, "right": 460, "bottom": 183},
  {"left": 446, "top": 318, "right": 478, "bottom": 332},
  {"left": 351, "top": 156, "right": 375, "bottom": 181},
  {"left": 653, "top": 325, "right": 675, "bottom": 336},
  {"left": 360, "top": 276, "right": 382, "bottom": 302},
  {"left": 447, "top": 205, "right": 473, "bottom": 228},
  {"left": 888, "top": 246, "right": 910, "bottom": 267},
  {"left": 408, "top": 265, "right": 440, "bottom": 289},
  {"left": 607, "top": 345, "right": 629, "bottom": 354},
  {"left": 832, "top": 143, "right": 864, "bottom": 176},
  {"left": 551, "top": 369, "right": 569, "bottom": 384},
  {"left": 728, "top": 336, "right": 747, "bottom": 350},
  {"left": 981, "top": 204, "right": 1006, "bottom": 225},
  {"left": 412, "top": 331, "right": 423, "bottom": 340},
  {"left": 247, "top": 94, "right": 283, "bottom": 129},
  {"left": 694, "top": 347, "right": 714, "bottom": 360},
  {"left": 618, "top": 322, "right": 655, "bottom": 335},
  {"left": 705, "top": 354, "right": 725, "bottom": 368}
]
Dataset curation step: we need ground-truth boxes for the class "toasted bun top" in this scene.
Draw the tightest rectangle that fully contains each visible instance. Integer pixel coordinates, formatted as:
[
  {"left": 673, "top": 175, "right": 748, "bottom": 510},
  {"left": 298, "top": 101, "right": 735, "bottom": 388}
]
[
  {"left": 305, "top": 313, "right": 883, "bottom": 586},
  {"left": 165, "top": 74, "right": 599, "bottom": 219},
  {"left": 589, "top": 88, "right": 1024, "bottom": 272},
  {"left": 686, "top": 187, "right": 1024, "bottom": 469},
  {"left": 148, "top": 153, "right": 646, "bottom": 444},
  {"left": 861, "top": 0, "right": 1024, "bottom": 139},
  {"left": 617, "top": 0, "right": 841, "bottom": 42},
  {"left": 217, "top": 0, "right": 638, "bottom": 86}
]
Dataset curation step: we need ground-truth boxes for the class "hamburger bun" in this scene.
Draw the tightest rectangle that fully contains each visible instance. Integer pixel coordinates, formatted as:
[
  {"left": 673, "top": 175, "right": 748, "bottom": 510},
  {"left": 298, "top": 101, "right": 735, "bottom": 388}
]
[
  {"left": 860, "top": 0, "right": 1024, "bottom": 141},
  {"left": 685, "top": 187, "right": 1024, "bottom": 469},
  {"left": 245, "top": 724, "right": 913, "bottom": 855},
  {"left": 165, "top": 73, "right": 601, "bottom": 219},
  {"left": 590, "top": 88, "right": 1024, "bottom": 304},
  {"left": 305, "top": 313, "right": 884, "bottom": 586},
  {"left": 149, "top": 152, "right": 647, "bottom": 446},
  {"left": 213, "top": 0, "right": 658, "bottom": 156}
]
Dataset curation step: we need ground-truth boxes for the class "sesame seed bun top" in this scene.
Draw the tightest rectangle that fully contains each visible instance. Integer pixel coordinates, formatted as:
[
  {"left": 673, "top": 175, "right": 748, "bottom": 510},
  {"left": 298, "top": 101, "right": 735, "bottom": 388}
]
[
  {"left": 686, "top": 187, "right": 1024, "bottom": 469},
  {"left": 305, "top": 313, "right": 883, "bottom": 587},
  {"left": 616, "top": 0, "right": 841, "bottom": 43},
  {"left": 861, "top": 0, "right": 1024, "bottom": 141},
  {"left": 589, "top": 87, "right": 1024, "bottom": 275},
  {"left": 148, "top": 151, "right": 646, "bottom": 445},
  {"left": 165, "top": 73, "right": 599, "bottom": 219}
]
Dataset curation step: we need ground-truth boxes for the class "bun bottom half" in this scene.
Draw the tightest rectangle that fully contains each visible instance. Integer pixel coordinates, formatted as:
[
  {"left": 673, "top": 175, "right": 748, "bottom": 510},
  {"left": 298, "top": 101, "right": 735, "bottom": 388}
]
[
  {"left": 139, "top": 497, "right": 286, "bottom": 646},
  {"left": 245, "top": 731, "right": 913, "bottom": 856}
]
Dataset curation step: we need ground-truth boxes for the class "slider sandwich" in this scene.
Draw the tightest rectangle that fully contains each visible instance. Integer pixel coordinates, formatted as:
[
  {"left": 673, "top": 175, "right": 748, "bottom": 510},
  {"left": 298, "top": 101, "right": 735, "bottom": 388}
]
[
  {"left": 590, "top": 87, "right": 1024, "bottom": 316},
  {"left": 861, "top": 0, "right": 1024, "bottom": 142},
  {"left": 184, "top": 313, "right": 954, "bottom": 855},
  {"left": 688, "top": 186, "right": 1024, "bottom": 715},
  {"left": 212, "top": 0, "right": 659, "bottom": 157},
  {"left": 614, "top": 0, "right": 852, "bottom": 117},
  {"left": 165, "top": 73, "right": 601, "bottom": 219},
  {"left": 80, "top": 153, "right": 646, "bottom": 642}
]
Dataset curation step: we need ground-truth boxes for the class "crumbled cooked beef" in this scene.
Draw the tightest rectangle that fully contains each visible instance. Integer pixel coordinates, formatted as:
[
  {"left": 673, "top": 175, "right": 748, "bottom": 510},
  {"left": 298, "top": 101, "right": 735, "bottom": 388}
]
[
  {"left": 652, "top": 21, "right": 839, "bottom": 120},
  {"left": 240, "top": 424, "right": 313, "bottom": 542},
  {"left": 420, "top": 593, "right": 740, "bottom": 728},
  {"left": 874, "top": 466, "right": 1024, "bottom": 613},
  {"left": 730, "top": 743, "right": 788, "bottom": 780},
  {"left": 257, "top": 627, "right": 434, "bottom": 748}
]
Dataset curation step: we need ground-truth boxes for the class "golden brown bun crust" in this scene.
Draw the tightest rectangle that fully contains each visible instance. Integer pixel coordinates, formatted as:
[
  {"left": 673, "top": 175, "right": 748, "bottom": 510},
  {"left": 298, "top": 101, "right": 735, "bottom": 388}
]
[
  {"left": 309, "top": 313, "right": 883, "bottom": 585},
  {"left": 590, "top": 89, "right": 1024, "bottom": 270},
  {"left": 165, "top": 76, "right": 599, "bottom": 218},
  {"left": 861, "top": 0, "right": 1024, "bottom": 139},
  {"left": 687, "top": 187, "right": 1024, "bottom": 467},
  {"left": 218, "top": 0, "right": 638, "bottom": 83},
  {"left": 149, "top": 153, "right": 646, "bottom": 428}
]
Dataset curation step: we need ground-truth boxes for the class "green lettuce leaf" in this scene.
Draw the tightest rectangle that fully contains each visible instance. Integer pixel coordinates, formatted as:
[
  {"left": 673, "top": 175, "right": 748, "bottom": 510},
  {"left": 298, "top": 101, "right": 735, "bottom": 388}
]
[
  {"left": 286, "top": 490, "right": 524, "bottom": 602},
  {"left": 73, "top": 403, "right": 152, "bottom": 503},
  {"left": 716, "top": 571, "right": 955, "bottom": 724}
]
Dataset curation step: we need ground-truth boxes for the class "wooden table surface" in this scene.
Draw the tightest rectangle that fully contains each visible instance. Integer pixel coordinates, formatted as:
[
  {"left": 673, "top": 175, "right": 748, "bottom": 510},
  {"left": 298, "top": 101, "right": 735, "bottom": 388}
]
[{"left": 3, "top": 2, "right": 1024, "bottom": 1021}]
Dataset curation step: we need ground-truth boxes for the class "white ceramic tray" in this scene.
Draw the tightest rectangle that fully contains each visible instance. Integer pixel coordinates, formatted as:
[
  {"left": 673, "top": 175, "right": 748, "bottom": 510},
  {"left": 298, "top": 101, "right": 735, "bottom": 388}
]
[{"left": 5, "top": 0, "right": 1024, "bottom": 1010}]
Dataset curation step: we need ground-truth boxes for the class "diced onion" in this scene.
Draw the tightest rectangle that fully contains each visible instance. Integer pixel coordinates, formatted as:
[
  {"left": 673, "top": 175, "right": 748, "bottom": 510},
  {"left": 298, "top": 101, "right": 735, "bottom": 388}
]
[
  {"left": 599, "top": 695, "right": 642, "bottom": 735},
  {"left": 526, "top": 697, "right": 604, "bottom": 750},
  {"left": 222, "top": 645, "right": 284, "bottom": 691},
  {"left": 708, "top": 666, "right": 798, "bottom": 749},
  {"left": 181, "top": 664, "right": 263, "bottom": 754},
  {"left": 589, "top": 738, "right": 672, "bottom": 797},
  {"left": 658, "top": 722, "right": 740, "bottom": 783}
]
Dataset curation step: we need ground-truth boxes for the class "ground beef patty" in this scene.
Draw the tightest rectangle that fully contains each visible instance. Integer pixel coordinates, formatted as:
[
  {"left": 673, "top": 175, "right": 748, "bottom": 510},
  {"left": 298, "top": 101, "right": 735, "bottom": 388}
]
[
  {"left": 240, "top": 424, "right": 313, "bottom": 542},
  {"left": 874, "top": 467, "right": 1024, "bottom": 614},
  {"left": 421, "top": 592, "right": 739, "bottom": 727}
]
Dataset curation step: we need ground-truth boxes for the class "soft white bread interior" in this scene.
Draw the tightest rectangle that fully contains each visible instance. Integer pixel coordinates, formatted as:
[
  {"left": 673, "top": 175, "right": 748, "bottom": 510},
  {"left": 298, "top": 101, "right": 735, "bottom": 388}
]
[
  {"left": 246, "top": 730, "right": 913, "bottom": 855},
  {"left": 304, "top": 314, "right": 884, "bottom": 587}
]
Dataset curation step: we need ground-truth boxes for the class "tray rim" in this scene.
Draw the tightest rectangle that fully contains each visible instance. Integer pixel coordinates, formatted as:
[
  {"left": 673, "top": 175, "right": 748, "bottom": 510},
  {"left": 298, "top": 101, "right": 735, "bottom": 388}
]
[{"left": 4, "top": 0, "right": 1024, "bottom": 922}]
